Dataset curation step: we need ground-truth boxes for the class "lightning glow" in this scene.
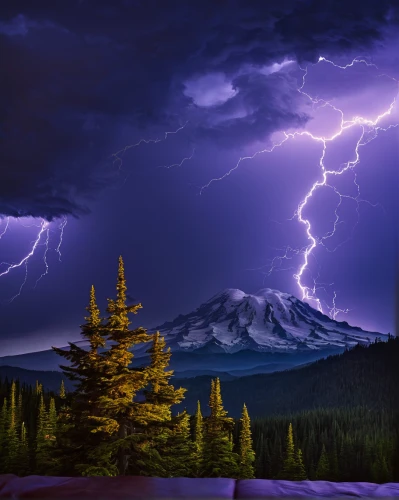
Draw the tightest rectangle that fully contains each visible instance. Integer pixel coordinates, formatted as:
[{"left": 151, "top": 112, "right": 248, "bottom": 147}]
[
  {"left": 200, "top": 56, "right": 398, "bottom": 319},
  {"left": 111, "top": 121, "right": 189, "bottom": 173},
  {"left": 0, "top": 218, "right": 10, "bottom": 240},
  {"left": 157, "top": 148, "right": 195, "bottom": 169},
  {"left": 0, "top": 217, "right": 68, "bottom": 301},
  {"left": 56, "top": 217, "right": 68, "bottom": 262},
  {"left": 34, "top": 224, "right": 50, "bottom": 289}
]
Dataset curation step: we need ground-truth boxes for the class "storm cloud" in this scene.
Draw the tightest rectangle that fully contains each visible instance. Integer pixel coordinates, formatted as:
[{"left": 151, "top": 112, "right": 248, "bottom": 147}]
[{"left": 0, "top": 0, "right": 398, "bottom": 219}]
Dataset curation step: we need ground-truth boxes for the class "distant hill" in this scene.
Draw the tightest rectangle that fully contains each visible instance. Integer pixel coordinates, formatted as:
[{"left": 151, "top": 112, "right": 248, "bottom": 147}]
[
  {"left": 1, "top": 337, "right": 397, "bottom": 421},
  {"left": 0, "top": 365, "right": 73, "bottom": 392},
  {"left": 173, "top": 336, "right": 399, "bottom": 418}
]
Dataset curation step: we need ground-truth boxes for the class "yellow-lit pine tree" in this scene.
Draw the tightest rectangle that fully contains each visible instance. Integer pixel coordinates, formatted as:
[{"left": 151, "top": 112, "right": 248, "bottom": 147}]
[
  {"left": 192, "top": 400, "right": 204, "bottom": 477},
  {"left": 203, "top": 378, "right": 239, "bottom": 477},
  {"left": 238, "top": 403, "right": 255, "bottom": 479},
  {"left": 279, "top": 422, "right": 297, "bottom": 479},
  {"left": 5, "top": 381, "right": 19, "bottom": 473},
  {"left": 87, "top": 256, "right": 153, "bottom": 476},
  {"left": 52, "top": 285, "right": 108, "bottom": 476},
  {"left": 131, "top": 331, "right": 187, "bottom": 476}
]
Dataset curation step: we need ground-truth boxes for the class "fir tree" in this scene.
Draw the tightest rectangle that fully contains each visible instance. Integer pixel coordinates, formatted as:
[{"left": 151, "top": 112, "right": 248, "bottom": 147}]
[
  {"left": 293, "top": 448, "right": 307, "bottom": 480},
  {"left": 279, "top": 423, "right": 297, "bottom": 479},
  {"left": 238, "top": 403, "right": 255, "bottom": 479},
  {"left": 192, "top": 400, "right": 204, "bottom": 477},
  {"left": 17, "top": 422, "right": 30, "bottom": 476},
  {"left": 52, "top": 285, "right": 108, "bottom": 475},
  {"left": 48, "top": 398, "right": 58, "bottom": 440},
  {"left": 132, "top": 331, "right": 186, "bottom": 476},
  {"left": 203, "top": 378, "right": 238, "bottom": 478},
  {"left": 315, "top": 444, "right": 330, "bottom": 479},
  {"left": 5, "top": 381, "right": 19, "bottom": 473},
  {"left": 87, "top": 256, "right": 153, "bottom": 476},
  {"left": 163, "top": 410, "right": 196, "bottom": 477},
  {"left": 0, "top": 398, "right": 8, "bottom": 469},
  {"left": 59, "top": 380, "right": 66, "bottom": 399},
  {"left": 35, "top": 393, "right": 50, "bottom": 473}
]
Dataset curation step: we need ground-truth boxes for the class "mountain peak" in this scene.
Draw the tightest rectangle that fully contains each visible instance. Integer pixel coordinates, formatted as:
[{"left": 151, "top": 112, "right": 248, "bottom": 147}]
[{"left": 155, "top": 288, "right": 385, "bottom": 354}]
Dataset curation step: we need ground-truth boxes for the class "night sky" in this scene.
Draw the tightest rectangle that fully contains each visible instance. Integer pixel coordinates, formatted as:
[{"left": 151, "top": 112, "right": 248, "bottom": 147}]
[{"left": 0, "top": 0, "right": 398, "bottom": 356}]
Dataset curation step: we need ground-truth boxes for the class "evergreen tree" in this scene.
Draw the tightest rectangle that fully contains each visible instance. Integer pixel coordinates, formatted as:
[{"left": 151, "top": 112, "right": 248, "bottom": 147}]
[
  {"left": 16, "top": 391, "right": 22, "bottom": 430},
  {"left": 0, "top": 398, "right": 8, "bottom": 469},
  {"left": 17, "top": 422, "right": 30, "bottom": 476},
  {"left": 203, "top": 378, "right": 238, "bottom": 478},
  {"left": 163, "top": 410, "right": 196, "bottom": 477},
  {"left": 293, "top": 448, "right": 307, "bottom": 480},
  {"left": 132, "top": 331, "right": 186, "bottom": 476},
  {"left": 315, "top": 444, "right": 330, "bottom": 479},
  {"left": 48, "top": 398, "right": 58, "bottom": 440},
  {"left": 192, "top": 400, "right": 204, "bottom": 477},
  {"left": 5, "top": 381, "right": 19, "bottom": 473},
  {"left": 86, "top": 256, "right": 153, "bottom": 476},
  {"left": 279, "top": 423, "right": 297, "bottom": 479},
  {"left": 60, "top": 380, "right": 66, "bottom": 399},
  {"left": 328, "top": 442, "right": 339, "bottom": 481},
  {"left": 52, "top": 285, "right": 108, "bottom": 476},
  {"left": 35, "top": 393, "right": 50, "bottom": 473},
  {"left": 238, "top": 404, "right": 255, "bottom": 479}
]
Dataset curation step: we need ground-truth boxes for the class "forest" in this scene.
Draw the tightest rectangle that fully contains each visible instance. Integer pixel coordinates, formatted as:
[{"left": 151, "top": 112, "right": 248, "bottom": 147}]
[{"left": 0, "top": 257, "right": 397, "bottom": 482}]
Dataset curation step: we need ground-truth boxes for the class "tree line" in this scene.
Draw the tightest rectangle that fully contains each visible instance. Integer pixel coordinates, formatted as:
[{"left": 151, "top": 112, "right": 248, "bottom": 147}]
[{"left": 250, "top": 406, "right": 399, "bottom": 483}]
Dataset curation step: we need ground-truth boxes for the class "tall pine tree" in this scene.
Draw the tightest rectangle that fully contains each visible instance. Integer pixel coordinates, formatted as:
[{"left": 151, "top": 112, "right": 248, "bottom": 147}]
[
  {"left": 238, "top": 404, "right": 255, "bottom": 479},
  {"left": 279, "top": 423, "right": 297, "bottom": 479},
  {"left": 192, "top": 401, "right": 204, "bottom": 477},
  {"left": 87, "top": 256, "right": 153, "bottom": 476},
  {"left": 203, "top": 378, "right": 238, "bottom": 478}
]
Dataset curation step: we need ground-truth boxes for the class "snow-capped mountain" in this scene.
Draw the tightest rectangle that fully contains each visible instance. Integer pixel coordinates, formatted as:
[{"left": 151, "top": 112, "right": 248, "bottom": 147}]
[
  {"left": 0, "top": 288, "right": 386, "bottom": 376},
  {"left": 153, "top": 288, "right": 386, "bottom": 354}
]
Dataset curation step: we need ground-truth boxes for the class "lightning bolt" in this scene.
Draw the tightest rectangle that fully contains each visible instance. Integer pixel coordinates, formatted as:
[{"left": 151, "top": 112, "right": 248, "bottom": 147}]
[
  {"left": 200, "top": 56, "right": 398, "bottom": 318},
  {"left": 34, "top": 224, "right": 50, "bottom": 289},
  {"left": 111, "top": 121, "right": 189, "bottom": 174},
  {"left": 56, "top": 217, "right": 67, "bottom": 262},
  {"left": 0, "top": 216, "right": 68, "bottom": 301},
  {"left": 157, "top": 148, "right": 195, "bottom": 169},
  {"left": 0, "top": 219, "right": 48, "bottom": 301},
  {"left": 0, "top": 218, "right": 10, "bottom": 240}
]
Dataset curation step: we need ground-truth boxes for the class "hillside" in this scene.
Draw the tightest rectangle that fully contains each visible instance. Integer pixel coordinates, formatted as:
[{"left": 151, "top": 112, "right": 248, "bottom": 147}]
[
  {"left": 174, "top": 336, "right": 399, "bottom": 418},
  {"left": 1, "top": 337, "right": 397, "bottom": 422}
]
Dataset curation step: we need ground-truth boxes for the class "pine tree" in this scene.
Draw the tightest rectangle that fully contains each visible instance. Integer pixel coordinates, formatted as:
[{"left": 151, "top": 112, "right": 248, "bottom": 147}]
[
  {"left": 0, "top": 398, "right": 8, "bottom": 469},
  {"left": 131, "top": 331, "right": 187, "bottom": 476},
  {"left": 328, "top": 442, "right": 339, "bottom": 481},
  {"left": 16, "top": 422, "right": 30, "bottom": 476},
  {"left": 293, "top": 448, "right": 307, "bottom": 480},
  {"left": 5, "top": 381, "right": 19, "bottom": 473},
  {"left": 36, "top": 393, "right": 50, "bottom": 473},
  {"left": 85, "top": 256, "right": 153, "bottom": 476},
  {"left": 203, "top": 378, "right": 239, "bottom": 478},
  {"left": 279, "top": 423, "right": 297, "bottom": 479},
  {"left": 192, "top": 400, "right": 204, "bottom": 477},
  {"left": 163, "top": 410, "right": 196, "bottom": 477},
  {"left": 238, "top": 404, "right": 255, "bottom": 479},
  {"left": 59, "top": 380, "right": 66, "bottom": 399},
  {"left": 16, "top": 390, "right": 23, "bottom": 430},
  {"left": 315, "top": 444, "right": 330, "bottom": 479},
  {"left": 52, "top": 285, "right": 108, "bottom": 476},
  {"left": 48, "top": 398, "right": 58, "bottom": 440}
]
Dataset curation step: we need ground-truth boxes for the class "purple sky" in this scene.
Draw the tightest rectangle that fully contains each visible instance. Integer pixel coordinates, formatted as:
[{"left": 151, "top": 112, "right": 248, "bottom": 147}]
[{"left": 0, "top": 1, "right": 398, "bottom": 355}]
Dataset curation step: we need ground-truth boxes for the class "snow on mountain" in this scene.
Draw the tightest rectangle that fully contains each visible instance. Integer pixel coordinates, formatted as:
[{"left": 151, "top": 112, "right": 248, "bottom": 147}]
[{"left": 153, "top": 288, "right": 386, "bottom": 354}]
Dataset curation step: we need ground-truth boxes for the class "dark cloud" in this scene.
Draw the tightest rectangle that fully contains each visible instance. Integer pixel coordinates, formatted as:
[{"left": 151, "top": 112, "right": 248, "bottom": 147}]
[{"left": 0, "top": 0, "right": 397, "bottom": 219}]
